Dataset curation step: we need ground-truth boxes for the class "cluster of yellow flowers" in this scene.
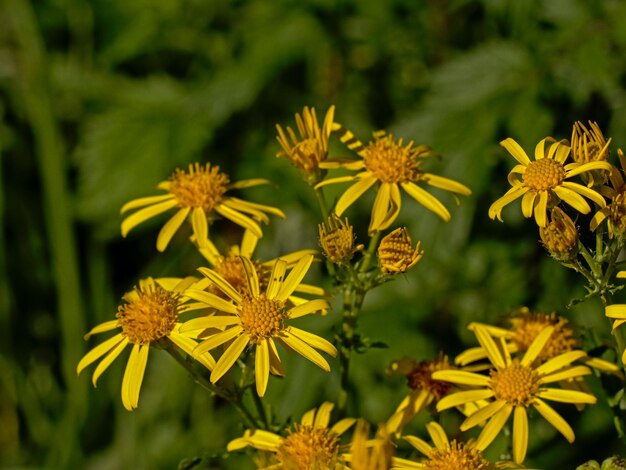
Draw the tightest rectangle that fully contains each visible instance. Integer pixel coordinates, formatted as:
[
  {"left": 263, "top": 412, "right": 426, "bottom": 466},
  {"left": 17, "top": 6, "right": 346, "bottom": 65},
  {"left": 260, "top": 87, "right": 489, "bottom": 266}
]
[{"left": 77, "top": 109, "right": 626, "bottom": 468}]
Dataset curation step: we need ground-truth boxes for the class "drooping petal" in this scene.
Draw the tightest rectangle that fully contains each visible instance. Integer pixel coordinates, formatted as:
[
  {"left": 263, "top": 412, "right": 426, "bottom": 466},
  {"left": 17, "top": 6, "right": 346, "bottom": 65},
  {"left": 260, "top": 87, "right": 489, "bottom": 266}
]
[
  {"left": 539, "top": 365, "right": 592, "bottom": 384},
  {"left": 228, "top": 178, "right": 273, "bottom": 189},
  {"left": 129, "top": 344, "right": 150, "bottom": 409},
  {"left": 214, "top": 204, "right": 263, "bottom": 238},
  {"left": 191, "top": 207, "right": 209, "bottom": 249},
  {"left": 535, "top": 351, "right": 588, "bottom": 376},
  {"left": 561, "top": 181, "right": 607, "bottom": 208},
  {"left": 474, "top": 326, "right": 506, "bottom": 369},
  {"left": 255, "top": 339, "right": 270, "bottom": 396},
  {"left": 77, "top": 333, "right": 125, "bottom": 374},
  {"left": 423, "top": 174, "right": 472, "bottom": 196},
  {"left": 92, "top": 337, "right": 129, "bottom": 386},
  {"left": 474, "top": 405, "right": 513, "bottom": 451},
  {"left": 501, "top": 138, "right": 531, "bottom": 165},
  {"left": 210, "top": 333, "right": 250, "bottom": 383},
  {"left": 121, "top": 199, "right": 178, "bottom": 237},
  {"left": 369, "top": 183, "right": 396, "bottom": 232},
  {"left": 553, "top": 186, "right": 591, "bottom": 214},
  {"left": 226, "top": 197, "right": 285, "bottom": 219},
  {"left": 533, "top": 398, "right": 574, "bottom": 443},
  {"left": 168, "top": 331, "right": 216, "bottom": 371},
  {"left": 83, "top": 320, "right": 120, "bottom": 339},
  {"left": 121, "top": 194, "right": 175, "bottom": 214},
  {"left": 334, "top": 176, "right": 377, "bottom": 216},
  {"left": 521, "top": 191, "right": 537, "bottom": 218},
  {"left": 403, "top": 435, "right": 433, "bottom": 457},
  {"left": 488, "top": 185, "right": 529, "bottom": 221},
  {"left": 240, "top": 256, "right": 260, "bottom": 297},
  {"left": 280, "top": 333, "right": 331, "bottom": 371},
  {"left": 287, "top": 327, "right": 337, "bottom": 356},
  {"left": 158, "top": 207, "right": 193, "bottom": 251},
  {"left": 460, "top": 400, "right": 507, "bottom": 431},
  {"left": 533, "top": 190, "right": 548, "bottom": 227},
  {"left": 401, "top": 182, "right": 451, "bottom": 221},
  {"left": 180, "top": 314, "right": 239, "bottom": 332},
  {"left": 512, "top": 406, "right": 528, "bottom": 464}
]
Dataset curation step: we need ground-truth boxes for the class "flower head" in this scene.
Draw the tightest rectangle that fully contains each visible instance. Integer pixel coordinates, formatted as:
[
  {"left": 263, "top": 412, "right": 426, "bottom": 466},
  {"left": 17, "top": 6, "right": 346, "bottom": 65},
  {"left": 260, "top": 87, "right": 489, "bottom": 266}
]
[
  {"left": 77, "top": 277, "right": 215, "bottom": 410},
  {"left": 319, "top": 215, "right": 364, "bottom": 264},
  {"left": 539, "top": 207, "right": 579, "bottom": 261},
  {"left": 378, "top": 227, "right": 424, "bottom": 274},
  {"left": 120, "top": 163, "right": 285, "bottom": 251},
  {"left": 276, "top": 105, "right": 335, "bottom": 183},
  {"left": 347, "top": 420, "right": 395, "bottom": 470},
  {"left": 488, "top": 137, "right": 610, "bottom": 227},
  {"left": 227, "top": 402, "right": 356, "bottom": 469},
  {"left": 591, "top": 149, "right": 626, "bottom": 238},
  {"left": 434, "top": 325, "right": 597, "bottom": 464},
  {"left": 392, "top": 421, "right": 489, "bottom": 470},
  {"left": 571, "top": 121, "right": 611, "bottom": 164},
  {"left": 386, "top": 355, "right": 455, "bottom": 435},
  {"left": 182, "top": 254, "right": 335, "bottom": 396},
  {"left": 317, "top": 130, "right": 471, "bottom": 233}
]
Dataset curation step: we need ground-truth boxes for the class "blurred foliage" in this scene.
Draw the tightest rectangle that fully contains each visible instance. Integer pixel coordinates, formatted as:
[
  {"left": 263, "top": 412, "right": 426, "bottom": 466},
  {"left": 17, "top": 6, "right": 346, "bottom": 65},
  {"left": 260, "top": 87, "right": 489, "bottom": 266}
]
[{"left": 3, "top": 0, "right": 626, "bottom": 468}]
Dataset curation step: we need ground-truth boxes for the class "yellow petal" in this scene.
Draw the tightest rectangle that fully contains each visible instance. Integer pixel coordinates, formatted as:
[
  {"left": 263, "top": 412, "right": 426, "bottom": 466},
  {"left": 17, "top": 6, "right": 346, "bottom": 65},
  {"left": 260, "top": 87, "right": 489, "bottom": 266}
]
[
  {"left": 197, "top": 267, "right": 242, "bottom": 304},
  {"left": 520, "top": 326, "right": 553, "bottom": 366},
  {"left": 280, "top": 333, "right": 331, "bottom": 371},
  {"left": 401, "top": 182, "right": 450, "bottom": 221},
  {"left": 129, "top": 344, "right": 149, "bottom": 409},
  {"left": 423, "top": 174, "right": 472, "bottom": 196},
  {"left": 403, "top": 435, "right": 433, "bottom": 457},
  {"left": 288, "top": 299, "right": 330, "bottom": 319},
  {"left": 228, "top": 178, "right": 272, "bottom": 189},
  {"left": 210, "top": 333, "right": 250, "bottom": 383},
  {"left": 512, "top": 406, "right": 528, "bottom": 464},
  {"left": 605, "top": 304, "right": 626, "bottom": 319},
  {"left": 455, "top": 346, "right": 489, "bottom": 366},
  {"left": 77, "top": 333, "right": 125, "bottom": 374},
  {"left": 461, "top": 400, "right": 507, "bottom": 431},
  {"left": 287, "top": 327, "right": 337, "bottom": 357},
  {"left": 426, "top": 422, "right": 449, "bottom": 451},
  {"left": 537, "top": 388, "right": 597, "bottom": 404},
  {"left": 533, "top": 190, "right": 548, "bottom": 227},
  {"left": 121, "top": 199, "right": 178, "bottom": 237},
  {"left": 83, "top": 319, "right": 120, "bottom": 340},
  {"left": 240, "top": 256, "right": 260, "bottom": 297},
  {"left": 436, "top": 389, "right": 495, "bottom": 412},
  {"left": 155, "top": 207, "right": 190, "bottom": 252},
  {"left": 535, "top": 350, "right": 587, "bottom": 376},
  {"left": 431, "top": 370, "right": 490, "bottom": 387},
  {"left": 120, "top": 343, "right": 139, "bottom": 411},
  {"left": 194, "top": 326, "right": 243, "bottom": 356},
  {"left": 214, "top": 204, "right": 263, "bottom": 238},
  {"left": 180, "top": 314, "right": 239, "bottom": 332},
  {"left": 120, "top": 194, "right": 174, "bottom": 214},
  {"left": 334, "top": 176, "right": 377, "bottom": 216},
  {"left": 561, "top": 181, "right": 606, "bottom": 208},
  {"left": 92, "top": 337, "right": 129, "bottom": 386},
  {"left": 553, "top": 186, "right": 591, "bottom": 214},
  {"left": 521, "top": 191, "right": 537, "bottom": 218},
  {"left": 266, "top": 259, "right": 288, "bottom": 298},
  {"left": 190, "top": 206, "right": 209, "bottom": 250},
  {"left": 314, "top": 402, "right": 334, "bottom": 428},
  {"left": 474, "top": 405, "right": 512, "bottom": 451},
  {"left": 168, "top": 331, "right": 216, "bottom": 371},
  {"left": 501, "top": 138, "right": 531, "bottom": 165},
  {"left": 255, "top": 339, "right": 270, "bottom": 397},
  {"left": 330, "top": 417, "right": 356, "bottom": 437},
  {"left": 183, "top": 289, "right": 239, "bottom": 314},
  {"left": 474, "top": 325, "right": 505, "bottom": 369},
  {"left": 533, "top": 398, "right": 574, "bottom": 443},
  {"left": 275, "top": 255, "right": 314, "bottom": 301},
  {"left": 539, "top": 365, "right": 591, "bottom": 384},
  {"left": 488, "top": 185, "right": 529, "bottom": 221}
]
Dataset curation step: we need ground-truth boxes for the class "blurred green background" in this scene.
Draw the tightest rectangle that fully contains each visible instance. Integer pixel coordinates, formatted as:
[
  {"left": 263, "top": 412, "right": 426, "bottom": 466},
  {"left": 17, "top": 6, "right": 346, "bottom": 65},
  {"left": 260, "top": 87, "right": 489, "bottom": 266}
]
[{"left": 2, "top": 0, "right": 626, "bottom": 468}]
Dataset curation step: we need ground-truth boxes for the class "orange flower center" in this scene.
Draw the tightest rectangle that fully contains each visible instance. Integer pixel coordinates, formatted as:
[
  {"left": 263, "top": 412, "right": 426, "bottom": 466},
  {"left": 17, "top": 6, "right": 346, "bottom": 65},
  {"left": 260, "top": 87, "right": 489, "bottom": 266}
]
[
  {"left": 362, "top": 134, "right": 427, "bottom": 184},
  {"left": 522, "top": 158, "right": 566, "bottom": 191},
  {"left": 425, "top": 440, "right": 488, "bottom": 470},
  {"left": 489, "top": 362, "right": 539, "bottom": 406},
  {"left": 276, "top": 424, "right": 340, "bottom": 470},
  {"left": 168, "top": 163, "right": 229, "bottom": 212},
  {"left": 238, "top": 295, "right": 286, "bottom": 342},
  {"left": 117, "top": 281, "right": 179, "bottom": 345},
  {"left": 510, "top": 313, "right": 578, "bottom": 361}
]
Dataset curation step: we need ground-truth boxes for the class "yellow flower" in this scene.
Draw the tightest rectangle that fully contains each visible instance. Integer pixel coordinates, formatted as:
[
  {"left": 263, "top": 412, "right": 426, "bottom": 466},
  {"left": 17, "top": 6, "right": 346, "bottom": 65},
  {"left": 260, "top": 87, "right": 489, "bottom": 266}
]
[
  {"left": 392, "top": 421, "right": 489, "bottom": 470},
  {"left": 591, "top": 149, "right": 626, "bottom": 238},
  {"left": 488, "top": 137, "right": 610, "bottom": 227},
  {"left": 377, "top": 227, "right": 424, "bottom": 274},
  {"left": 227, "top": 402, "right": 356, "bottom": 470},
  {"left": 319, "top": 215, "right": 364, "bottom": 264},
  {"left": 571, "top": 120, "right": 611, "bottom": 164},
  {"left": 276, "top": 105, "right": 336, "bottom": 183},
  {"left": 345, "top": 420, "right": 395, "bottom": 470},
  {"left": 195, "top": 228, "right": 325, "bottom": 306},
  {"left": 539, "top": 207, "right": 578, "bottom": 261},
  {"left": 120, "top": 163, "right": 285, "bottom": 251},
  {"left": 604, "top": 271, "right": 626, "bottom": 363},
  {"left": 455, "top": 309, "right": 620, "bottom": 375},
  {"left": 76, "top": 277, "right": 215, "bottom": 411},
  {"left": 317, "top": 130, "right": 471, "bottom": 233},
  {"left": 181, "top": 254, "right": 335, "bottom": 396},
  {"left": 386, "top": 356, "right": 456, "bottom": 435},
  {"left": 433, "top": 325, "right": 597, "bottom": 464}
]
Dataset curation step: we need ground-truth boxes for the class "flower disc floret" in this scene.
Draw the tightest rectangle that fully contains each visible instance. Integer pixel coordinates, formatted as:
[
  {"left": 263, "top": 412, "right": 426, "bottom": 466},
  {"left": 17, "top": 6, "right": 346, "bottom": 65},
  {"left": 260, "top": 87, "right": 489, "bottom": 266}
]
[
  {"left": 489, "top": 362, "right": 539, "bottom": 407},
  {"left": 425, "top": 441, "right": 489, "bottom": 470},
  {"left": 362, "top": 134, "right": 424, "bottom": 183},
  {"left": 117, "top": 283, "right": 179, "bottom": 345},
  {"left": 239, "top": 295, "right": 286, "bottom": 342},
  {"left": 522, "top": 158, "right": 566, "bottom": 191},
  {"left": 276, "top": 424, "right": 340, "bottom": 470},
  {"left": 168, "top": 163, "right": 229, "bottom": 211}
]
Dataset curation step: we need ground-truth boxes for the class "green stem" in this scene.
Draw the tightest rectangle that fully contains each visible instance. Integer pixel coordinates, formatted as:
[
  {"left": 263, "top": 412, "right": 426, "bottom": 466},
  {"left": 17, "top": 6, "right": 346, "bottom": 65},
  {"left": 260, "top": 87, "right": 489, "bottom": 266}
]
[
  {"left": 359, "top": 230, "right": 382, "bottom": 274},
  {"left": 251, "top": 388, "right": 270, "bottom": 429},
  {"left": 165, "top": 345, "right": 259, "bottom": 429},
  {"left": 314, "top": 186, "right": 330, "bottom": 221}
]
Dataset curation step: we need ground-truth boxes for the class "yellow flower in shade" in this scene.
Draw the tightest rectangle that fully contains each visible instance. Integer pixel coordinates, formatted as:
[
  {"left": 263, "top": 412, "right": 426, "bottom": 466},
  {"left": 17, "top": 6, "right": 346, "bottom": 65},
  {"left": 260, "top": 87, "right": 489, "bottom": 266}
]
[
  {"left": 571, "top": 121, "right": 611, "bottom": 164},
  {"left": 195, "top": 228, "right": 325, "bottom": 306},
  {"left": 377, "top": 227, "right": 424, "bottom": 274},
  {"left": 433, "top": 325, "right": 597, "bottom": 464},
  {"left": 120, "top": 162, "right": 285, "bottom": 251},
  {"left": 604, "top": 271, "right": 626, "bottom": 363},
  {"left": 488, "top": 137, "right": 611, "bottom": 227},
  {"left": 591, "top": 149, "right": 626, "bottom": 238},
  {"left": 539, "top": 207, "right": 578, "bottom": 261},
  {"left": 455, "top": 309, "right": 620, "bottom": 375},
  {"left": 319, "top": 215, "right": 364, "bottom": 264},
  {"left": 316, "top": 130, "right": 471, "bottom": 233},
  {"left": 181, "top": 254, "right": 335, "bottom": 396},
  {"left": 276, "top": 105, "right": 336, "bottom": 183},
  {"left": 391, "top": 421, "right": 489, "bottom": 470},
  {"left": 76, "top": 277, "right": 216, "bottom": 411},
  {"left": 345, "top": 420, "right": 395, "bottom": 470},
  {"left": 227, "top": 402, "right": 356, "bottom": 470}
]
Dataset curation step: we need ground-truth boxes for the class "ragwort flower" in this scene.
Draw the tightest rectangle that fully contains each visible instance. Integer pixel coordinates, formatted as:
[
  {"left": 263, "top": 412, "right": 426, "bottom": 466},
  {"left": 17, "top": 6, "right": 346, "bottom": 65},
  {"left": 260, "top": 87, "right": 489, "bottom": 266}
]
[
  {"left": 571, "top": 120, "right": 611, "bottom": 164},
  {"left": 488, "top": 137, "right": 610, "bottom": 227},
  {"left": 346, "top": 420, "right": 395, "bottom": 470},
  {"left": 182, "top": 254, "right": 335, "bottom": 396},
  {"left": 121, "top": 162, "right": 285, "bottom": 251},
  {"left": 392, "top": 421, "right": 489, "bottom": 470},
  {"left": 276, "top": 105, "right": 335, "bottom": 183},
  {"left": 317, "top": 130, "right": 471, "bottom": 233},
  {"left": 433, "top": 325, "right": 597, "bottom": 464},
  {"left": 539, "top": 207, "right": 578, "bottom": 261},
  {"left": 377, "top": 227, "right": 424, "bottom": 274},
  {"left": 227, "top": 402, "right": 356, "bottom": 470},
  {"left": 319, "top": 214, "right": 364, "bottom": 264},
  {"left": 76, "top": 277, "right": 215, "bottom": 411}
]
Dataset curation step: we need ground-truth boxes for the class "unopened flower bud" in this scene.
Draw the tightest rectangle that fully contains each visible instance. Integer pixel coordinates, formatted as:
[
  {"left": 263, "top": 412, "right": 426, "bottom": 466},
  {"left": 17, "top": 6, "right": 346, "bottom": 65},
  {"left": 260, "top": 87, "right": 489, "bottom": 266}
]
[
  {"left": 539, "top": 207, "right": 578, "bottom": 261},
  {"left": 377, "top": 227, "right": 424, "bottom": 274},
  {"left": 318, "top": 215, "right": 362, "bottom": 264}
]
